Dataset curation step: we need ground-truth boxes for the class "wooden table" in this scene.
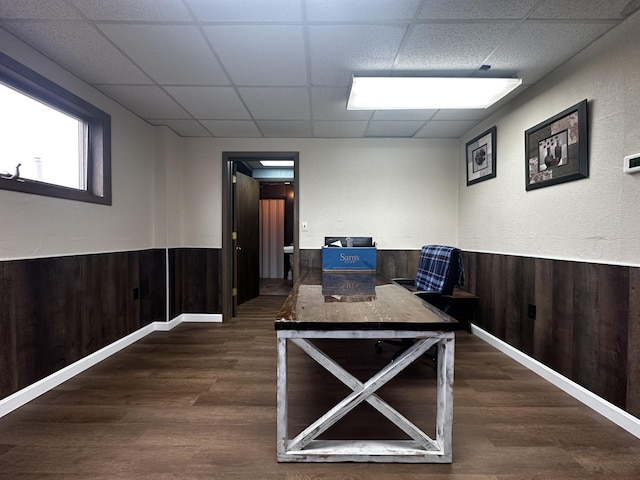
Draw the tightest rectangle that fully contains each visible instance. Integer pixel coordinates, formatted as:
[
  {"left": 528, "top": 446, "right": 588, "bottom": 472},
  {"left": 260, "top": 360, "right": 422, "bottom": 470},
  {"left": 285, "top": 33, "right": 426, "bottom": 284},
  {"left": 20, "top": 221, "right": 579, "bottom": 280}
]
[{"left": 275, "top": 271, "right": 463, "bottom": 463}]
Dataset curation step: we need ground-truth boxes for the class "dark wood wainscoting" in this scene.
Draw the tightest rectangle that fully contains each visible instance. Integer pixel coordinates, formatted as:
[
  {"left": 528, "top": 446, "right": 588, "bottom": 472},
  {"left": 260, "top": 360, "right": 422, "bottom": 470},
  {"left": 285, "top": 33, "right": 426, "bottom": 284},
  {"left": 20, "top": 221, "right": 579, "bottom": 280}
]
[
  {"left": 464, "top": 251, "right": 640, "bottom": 418},
  {"left": 169, "top": 248, "right": 221, "bottom": 319},
  {"left": 0, "top": 249, "right": 166, "bottom": 400}
]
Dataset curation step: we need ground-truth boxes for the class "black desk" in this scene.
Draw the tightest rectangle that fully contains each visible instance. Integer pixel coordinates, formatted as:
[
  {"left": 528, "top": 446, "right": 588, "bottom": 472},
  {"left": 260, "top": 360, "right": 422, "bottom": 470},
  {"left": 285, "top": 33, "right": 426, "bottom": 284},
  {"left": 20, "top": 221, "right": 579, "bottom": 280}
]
[{"left": 275, "top": 271, "right": 461, "bottom": 463}]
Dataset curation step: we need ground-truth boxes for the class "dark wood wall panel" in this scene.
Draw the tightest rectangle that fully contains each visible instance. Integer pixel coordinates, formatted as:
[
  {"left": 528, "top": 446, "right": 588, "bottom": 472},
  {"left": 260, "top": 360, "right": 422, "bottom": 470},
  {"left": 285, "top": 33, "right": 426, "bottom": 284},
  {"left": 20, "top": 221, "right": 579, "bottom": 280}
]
[
  {"left": 169, "top": 248, "right": 221, "bottom": 319},
  {"left": 0, "top": 249, "right": 166, "bottom": 400},
  {"left": 376, "top": 250, "right": 421, "bottom": 280},
  {"left": 464, "top": 251, "right": 639, "bottom": 416},
  {"left": 628, "top": 267, "right": 640, "bottom": 416},
  {"left": 550, "top": 260, "right": 574, "bottom": 376},
  {"left": 139, "top": 249, "right": 168, "bottom": 325}
]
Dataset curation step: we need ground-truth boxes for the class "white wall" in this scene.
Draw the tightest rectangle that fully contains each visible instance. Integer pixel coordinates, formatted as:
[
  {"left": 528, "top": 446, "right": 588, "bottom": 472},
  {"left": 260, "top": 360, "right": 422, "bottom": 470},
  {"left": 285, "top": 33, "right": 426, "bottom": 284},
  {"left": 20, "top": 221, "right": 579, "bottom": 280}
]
[
  {"left": 458, "top": 11, "right": 640, "bottom": 267},
  {"left": 177, "top": 137, "right": 460, "bottom": 250},
  {"left": 0, "top": 28, "right": 160, "bottom": 260},
  {"left": 154, "top": 127, "right": 185, "bottom": 249},
  {"left": 0, "top": 26, "right": 460, "bottom": 260}
]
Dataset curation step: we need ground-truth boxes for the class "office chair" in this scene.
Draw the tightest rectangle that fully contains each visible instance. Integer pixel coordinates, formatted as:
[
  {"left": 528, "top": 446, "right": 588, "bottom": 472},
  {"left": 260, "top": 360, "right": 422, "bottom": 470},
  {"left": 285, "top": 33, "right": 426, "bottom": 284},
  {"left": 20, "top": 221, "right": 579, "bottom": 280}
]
[{"left": 375, "top": 245, "right": 476, "bottom": 360}]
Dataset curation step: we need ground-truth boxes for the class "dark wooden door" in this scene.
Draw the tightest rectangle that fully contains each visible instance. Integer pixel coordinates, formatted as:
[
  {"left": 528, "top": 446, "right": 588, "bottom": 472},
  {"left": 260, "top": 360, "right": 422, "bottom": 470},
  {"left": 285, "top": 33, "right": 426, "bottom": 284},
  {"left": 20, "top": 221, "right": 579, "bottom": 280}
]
[{"left": 234, "top": 171, "right": 260, "bottom": 306}]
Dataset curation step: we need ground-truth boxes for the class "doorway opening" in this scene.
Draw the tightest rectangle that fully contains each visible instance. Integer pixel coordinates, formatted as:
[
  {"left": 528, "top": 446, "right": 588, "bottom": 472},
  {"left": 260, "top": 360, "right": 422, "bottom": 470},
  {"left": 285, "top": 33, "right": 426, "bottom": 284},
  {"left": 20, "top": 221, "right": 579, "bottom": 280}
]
[{"left": 221, "top": 152, "right": 299, "bottom": 320}]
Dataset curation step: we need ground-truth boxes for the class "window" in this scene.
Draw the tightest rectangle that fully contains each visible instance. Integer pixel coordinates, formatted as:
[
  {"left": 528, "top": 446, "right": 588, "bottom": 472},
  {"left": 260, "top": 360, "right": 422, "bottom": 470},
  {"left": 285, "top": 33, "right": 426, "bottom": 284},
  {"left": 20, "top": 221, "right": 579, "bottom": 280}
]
[{"left": 0, "top": 52, "right": 111, "bottom": 205}]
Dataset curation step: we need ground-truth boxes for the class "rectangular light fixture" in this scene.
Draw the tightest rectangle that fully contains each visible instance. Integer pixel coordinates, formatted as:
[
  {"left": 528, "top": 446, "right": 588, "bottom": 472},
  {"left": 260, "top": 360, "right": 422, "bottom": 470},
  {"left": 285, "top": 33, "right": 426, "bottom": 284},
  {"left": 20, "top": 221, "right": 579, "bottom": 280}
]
[
  {"left": 260, "top": 160, "right": 294, "bottom": 167},
  {"left": 347, "top": 76, "right": 522, "bottom": 110}
]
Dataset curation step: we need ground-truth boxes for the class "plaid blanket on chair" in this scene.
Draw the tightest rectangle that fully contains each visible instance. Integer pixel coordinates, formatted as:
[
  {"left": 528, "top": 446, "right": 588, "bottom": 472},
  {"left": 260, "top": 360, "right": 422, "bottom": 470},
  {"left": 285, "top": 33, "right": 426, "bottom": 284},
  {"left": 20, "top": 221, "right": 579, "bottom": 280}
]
[{"left": 414, "top": 245, "right": 465, "bottom": 292}]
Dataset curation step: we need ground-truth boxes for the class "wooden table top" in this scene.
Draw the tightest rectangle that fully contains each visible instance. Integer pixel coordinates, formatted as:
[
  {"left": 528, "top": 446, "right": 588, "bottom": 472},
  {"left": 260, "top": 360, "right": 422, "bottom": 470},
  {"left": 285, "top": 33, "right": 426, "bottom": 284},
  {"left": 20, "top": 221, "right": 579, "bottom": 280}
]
[{"left": 275, "top": 270, "right": 462, "bottom": 332}]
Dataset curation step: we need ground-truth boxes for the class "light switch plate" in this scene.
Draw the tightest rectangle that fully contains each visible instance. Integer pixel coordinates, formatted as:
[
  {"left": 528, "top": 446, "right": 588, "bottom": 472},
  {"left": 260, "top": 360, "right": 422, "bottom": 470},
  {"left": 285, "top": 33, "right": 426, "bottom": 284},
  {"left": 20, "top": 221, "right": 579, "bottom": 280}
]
[{"left": 623, "top": 153, "right": 640, "bottom": 174}]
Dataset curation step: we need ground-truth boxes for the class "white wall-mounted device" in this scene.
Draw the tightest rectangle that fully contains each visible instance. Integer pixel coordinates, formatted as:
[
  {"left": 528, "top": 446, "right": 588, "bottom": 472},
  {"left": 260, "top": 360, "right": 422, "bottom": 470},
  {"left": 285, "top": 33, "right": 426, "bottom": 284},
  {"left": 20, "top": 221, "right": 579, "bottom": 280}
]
[{"left": 623, "top": 153, "right": 640, "bottom": 174}]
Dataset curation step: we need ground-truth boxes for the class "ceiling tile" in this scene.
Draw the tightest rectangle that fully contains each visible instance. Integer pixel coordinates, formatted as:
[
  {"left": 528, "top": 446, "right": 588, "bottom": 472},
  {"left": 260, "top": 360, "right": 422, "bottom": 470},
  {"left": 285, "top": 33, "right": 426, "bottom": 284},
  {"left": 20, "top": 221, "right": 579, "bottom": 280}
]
[
  {"left": 366, "top": 121, "right": 425, "bottom": 137},
  {"left": 313, "top": 121, "right": 368, "bottom": 138},
  {"left": 200, "top": 120, "right": 262, "bottom": 137},
  {"left": 306, "top": 0, "right": 421, "bottom": 21},
  {"left": 239, "top": 87, "right": 310, "bottom": 120},
  {"left": 529, "top": 0, "right": 630, "bottom": 19},
  {"left": 308, "top": 25, "right": 407, "bottom": 86},
  {"left": 0, "top": 0, "right": 81, "bottom": 19},
  {"left": 418, "top": 0, "right": 537, "bottom": 20},
  {"left": 372, "top": 109, "right": 437, "bottom": 121},
  {"left": 257, "top": 120, "right": 312, "bottom": 137},
  {"left": 164, "top": 86, "right": 250, "bottom": 119},
  {"left": 148, "top": 119, "right": 211, "bottom": 137},
  {"left": 69, "top": 0, "right": 191, "bottom": 21},
  {"left": 396, "top": 22, "right": 518, "bottom": 71},
  {"left": 414, "top": 120, "right": 478, "bottom": 138},
  {"left": 203, "top": 25, "right": 307, "bottom": 86},
  {"left": 184, "top": 0, "right": 301, "bottom": 22},
  {"left": 0, "top": 0, "right": 629, "bottom": 139},
  {"left": 98, "top": 24, "right": 228, "bottom": 85},
  {"left": 0, "top": 21, "right": 150, "bottom": 84},
  {"left": 311, "top": 88, "right": 372, "bottom": 121},
  {"left": 96, "top": 85, "right": 190, "bottom": 119},
  {"left": 432, "top": 108, "right": 498, "bottom": 121},
  {"left": 487, "top": 21, "right": 617, "bottom": 85}
]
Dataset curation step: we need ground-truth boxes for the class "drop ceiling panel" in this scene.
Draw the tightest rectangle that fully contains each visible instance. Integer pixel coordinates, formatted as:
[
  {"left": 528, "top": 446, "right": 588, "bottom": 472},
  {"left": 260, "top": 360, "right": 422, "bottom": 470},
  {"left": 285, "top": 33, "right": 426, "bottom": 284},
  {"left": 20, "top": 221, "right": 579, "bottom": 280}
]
[
  {"left": 164, "top": 86, "right": 250, "bottom": 119},
  {"left": 0, "top": 0, "right": 81, "bottom": 19},
  {"left": 257, "top": 120, "right": 312, "bottom": 138},
  {"left": 310, "top": 88, "right": 372, "bottom": 121},
  {"left": 148, "top": 119, "right": 211, "bottom": 137},
  {"left": 418, "top": 0, "right": 538, "bottom": 20},
  {"left": 0, "top": 0, "right": 632, "bottom": 138},
  {"left": 432, "top": 108, "right": 498, "bottom": 121},
  {"left": 203, "top": 25, "right": 307, "bottom": 86},
  {"left": 397, "top": 22, "right": 519, "bottom": 71},
  {"left": 96, "top": 85, "right": 190, "bottom": 119},
  {"left": 239, "top": 87, "right": 310, "bottom": 120},
  {"left": 306, "top": 0, "right": 422, "bottom": 21},
  {"left": 313, "top": 121, "right": 368, "bottom": 138},
  {"left": 529, "top": 0, "right": 630, "bottom": 19},
  {"left": 487, "top": 21, "right": 618, "bottom": 85},
  {"left": 0, "top": 21, "right": 150, "bottom": 84},
  {"left": 372, "top": 109, "right": 437, "bottom": 121},
  {"left": 69, "top": 0, "right": 192, "bottom": 21},
  {"left": 366, "top": 121, "right": 425, "bottom": 137},
  {"left": 184, "top": 0, "right": 302, "bottom": 22},
  {"left": 308, "top": 25, "right": 407, "bottom": 86},
  {"left": 415, "top": 120, "right": 479, "bottom": 138},
  {"left": 200, "top": 120, "right": 262, "bottom": 137},
  {"left": 98, "top": 24, "right": 228, "bottom": 85}
]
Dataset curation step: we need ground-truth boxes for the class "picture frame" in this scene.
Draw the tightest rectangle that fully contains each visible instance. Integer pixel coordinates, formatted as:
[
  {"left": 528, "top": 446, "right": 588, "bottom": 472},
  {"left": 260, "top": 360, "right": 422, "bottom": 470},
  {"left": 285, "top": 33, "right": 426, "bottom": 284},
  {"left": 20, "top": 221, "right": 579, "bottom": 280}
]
[
  {"left": 466, "top": 126, "right": 496, "bottom": 186},
  {"left": 525, "top": 99, "right": 588, "bottom": 191}
]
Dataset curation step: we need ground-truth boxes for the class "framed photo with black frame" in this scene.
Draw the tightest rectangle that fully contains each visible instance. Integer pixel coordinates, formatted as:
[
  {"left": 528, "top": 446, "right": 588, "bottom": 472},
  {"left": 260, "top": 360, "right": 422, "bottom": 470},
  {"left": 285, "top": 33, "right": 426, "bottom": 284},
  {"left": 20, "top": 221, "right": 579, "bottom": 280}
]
[
  {"left": 525, "top": 99, "right": 588, "bottom": 191},
  {"left": 466, "top": 126, "right": 496, "bottom": 186}
]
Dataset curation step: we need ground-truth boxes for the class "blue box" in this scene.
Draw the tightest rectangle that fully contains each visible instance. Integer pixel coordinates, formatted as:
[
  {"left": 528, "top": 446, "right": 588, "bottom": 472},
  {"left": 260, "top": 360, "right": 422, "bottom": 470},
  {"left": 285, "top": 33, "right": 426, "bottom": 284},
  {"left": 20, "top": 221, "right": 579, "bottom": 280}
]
[{"left": 321, "top": 247, "right": 377, "bottom": 272}]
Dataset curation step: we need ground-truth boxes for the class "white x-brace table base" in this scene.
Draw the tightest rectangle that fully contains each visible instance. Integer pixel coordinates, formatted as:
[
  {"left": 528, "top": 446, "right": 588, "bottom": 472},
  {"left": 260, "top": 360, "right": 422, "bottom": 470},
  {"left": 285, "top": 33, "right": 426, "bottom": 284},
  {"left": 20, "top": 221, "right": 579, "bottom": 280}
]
[{"left": 276, "top": 329, "right": 455, "bottom": 463}]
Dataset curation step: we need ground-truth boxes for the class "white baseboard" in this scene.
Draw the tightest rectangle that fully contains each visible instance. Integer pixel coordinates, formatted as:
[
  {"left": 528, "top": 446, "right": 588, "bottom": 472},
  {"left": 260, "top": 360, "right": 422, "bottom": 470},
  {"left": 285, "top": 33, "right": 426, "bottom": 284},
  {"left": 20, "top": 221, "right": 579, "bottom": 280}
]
[
  {"left": 178, "top": 313, "right": 223, "bottom": 323},
  {"left": 0, "top": 313, "right": 221, "bottom": 418},
  {"left": 471, "top": 324, "right": 640, "bottom": 440}
]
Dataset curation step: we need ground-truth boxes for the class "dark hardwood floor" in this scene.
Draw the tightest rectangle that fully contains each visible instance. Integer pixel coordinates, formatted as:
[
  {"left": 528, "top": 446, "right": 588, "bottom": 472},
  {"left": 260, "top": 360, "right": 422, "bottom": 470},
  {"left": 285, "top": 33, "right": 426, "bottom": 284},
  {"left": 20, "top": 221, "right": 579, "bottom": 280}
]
[{"left": 1, "top": 295, "right": 639, "bottom": 479}]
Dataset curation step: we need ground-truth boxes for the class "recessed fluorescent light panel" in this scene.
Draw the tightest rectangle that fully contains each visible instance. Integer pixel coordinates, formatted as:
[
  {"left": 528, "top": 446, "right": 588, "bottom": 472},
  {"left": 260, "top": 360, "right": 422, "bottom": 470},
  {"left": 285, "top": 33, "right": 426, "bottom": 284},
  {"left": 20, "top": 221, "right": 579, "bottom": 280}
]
[
  {"left": 260, "top": 160, "right": 294, "bottom": 167},
  {"left": 347, "top": 76, "right": 522, "bottom": 110}
]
